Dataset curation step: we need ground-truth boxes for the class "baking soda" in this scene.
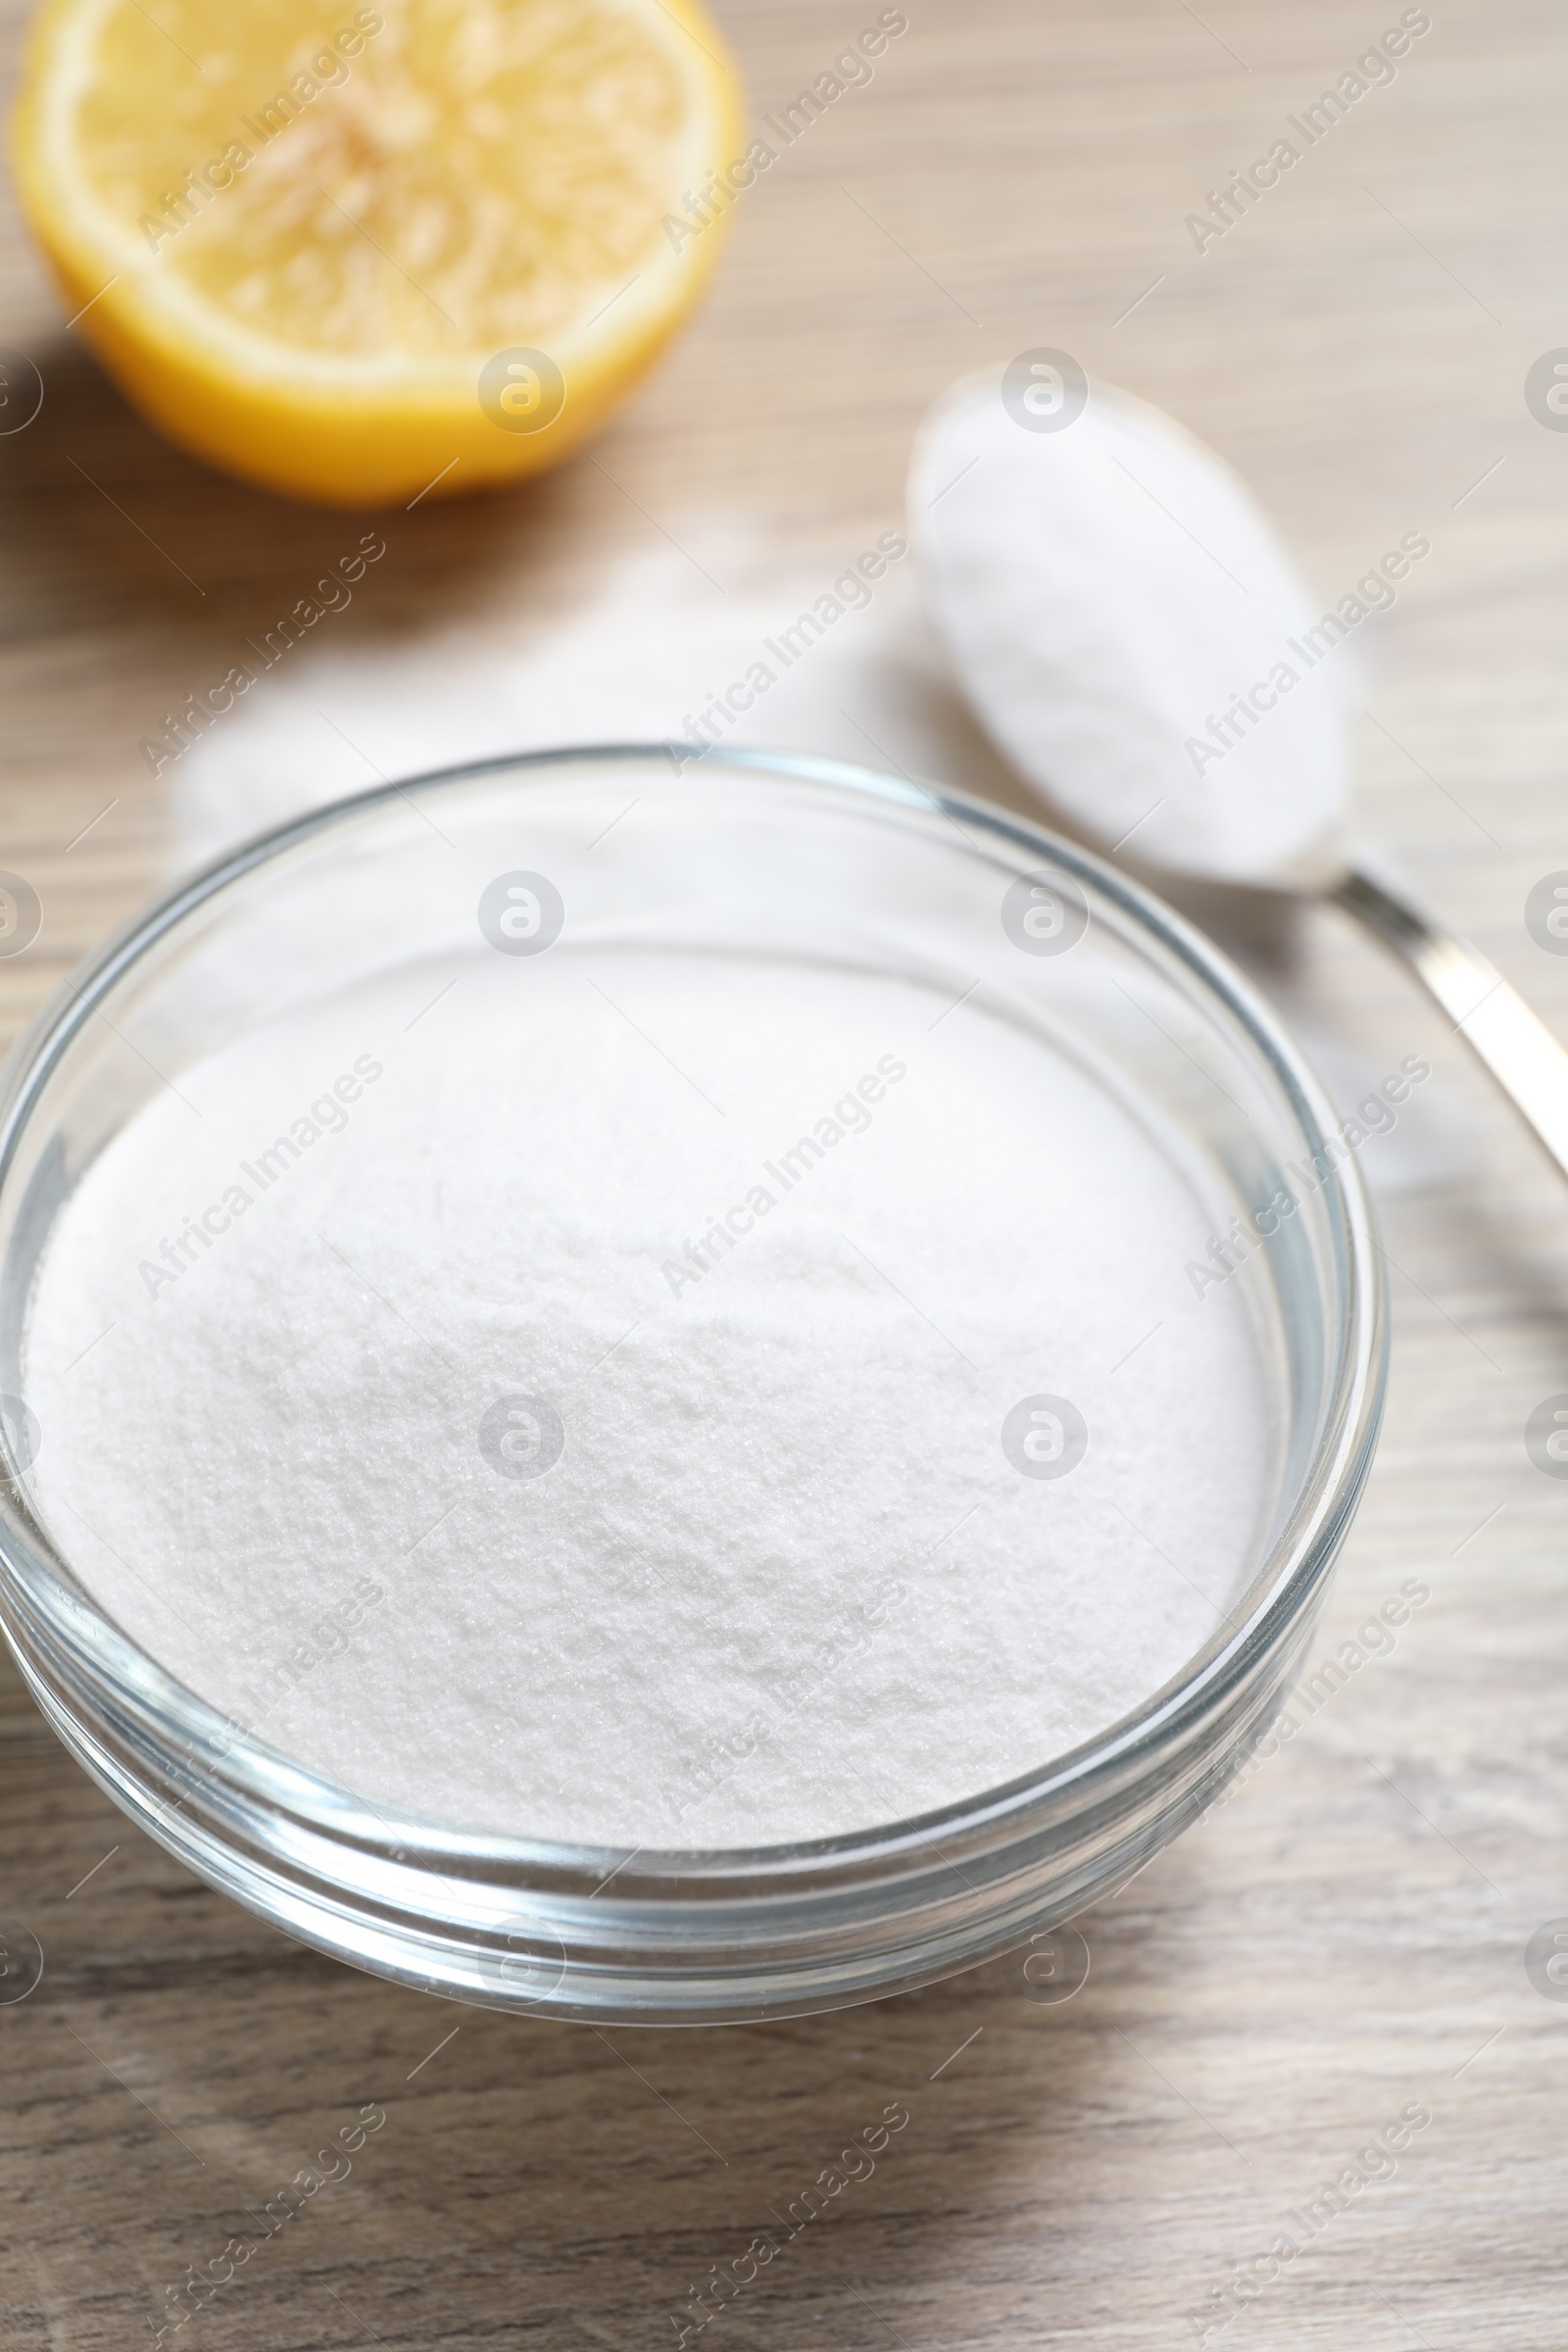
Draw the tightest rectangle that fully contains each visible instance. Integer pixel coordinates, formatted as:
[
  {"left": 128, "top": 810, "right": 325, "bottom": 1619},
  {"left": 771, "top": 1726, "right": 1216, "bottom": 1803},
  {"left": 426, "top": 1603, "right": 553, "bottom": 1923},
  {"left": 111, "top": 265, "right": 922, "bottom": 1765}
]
[
  {"left": 912, "top": 373, "right": 1351, "bottom": 888},
  {"left": 24, "top": 949, "right": 1268, "bottom": 1846}
]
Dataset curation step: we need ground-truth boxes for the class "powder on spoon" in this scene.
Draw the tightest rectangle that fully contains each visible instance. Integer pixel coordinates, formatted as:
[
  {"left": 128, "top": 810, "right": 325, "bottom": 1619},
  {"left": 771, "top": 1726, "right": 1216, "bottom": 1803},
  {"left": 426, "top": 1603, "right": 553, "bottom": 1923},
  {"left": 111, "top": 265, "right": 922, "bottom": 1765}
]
[
  {"left": 911, "top": 371, "right": 1353, "bottom": 889},
  {"left": 23, "top": 946, "right": 1268, "bottom": 1847}
]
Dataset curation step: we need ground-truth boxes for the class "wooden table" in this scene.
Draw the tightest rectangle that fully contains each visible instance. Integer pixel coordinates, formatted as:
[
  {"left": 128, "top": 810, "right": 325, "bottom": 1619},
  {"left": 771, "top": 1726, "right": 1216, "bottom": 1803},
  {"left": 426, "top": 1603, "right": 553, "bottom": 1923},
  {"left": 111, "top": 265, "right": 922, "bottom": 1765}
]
[{"left": 4, "top": 1, "right": 1567, "bottom": 2343}]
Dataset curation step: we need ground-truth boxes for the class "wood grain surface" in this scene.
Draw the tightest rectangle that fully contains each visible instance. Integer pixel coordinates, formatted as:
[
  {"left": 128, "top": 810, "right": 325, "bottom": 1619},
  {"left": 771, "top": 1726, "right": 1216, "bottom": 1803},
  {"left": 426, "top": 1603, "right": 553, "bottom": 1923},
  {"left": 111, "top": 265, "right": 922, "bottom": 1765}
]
[{"left": 4, "top": 1, "right": 1568, "bottom": 2345}]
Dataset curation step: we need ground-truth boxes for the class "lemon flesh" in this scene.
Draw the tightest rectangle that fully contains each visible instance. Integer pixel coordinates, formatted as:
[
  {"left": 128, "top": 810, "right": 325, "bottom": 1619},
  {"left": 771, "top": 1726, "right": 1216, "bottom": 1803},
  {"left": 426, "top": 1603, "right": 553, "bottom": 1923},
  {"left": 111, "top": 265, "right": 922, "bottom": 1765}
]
[{"left": 12, "top": 0, "right": 742, "bottom": 505}]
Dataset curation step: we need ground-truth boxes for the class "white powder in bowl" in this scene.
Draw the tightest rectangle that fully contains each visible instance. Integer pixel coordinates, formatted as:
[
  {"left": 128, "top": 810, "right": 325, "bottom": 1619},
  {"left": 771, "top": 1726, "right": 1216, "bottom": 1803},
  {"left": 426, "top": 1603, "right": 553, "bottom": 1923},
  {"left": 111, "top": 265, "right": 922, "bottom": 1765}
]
[{"left": 23, "top": 949, "right": 1268, "bottom": 1848}]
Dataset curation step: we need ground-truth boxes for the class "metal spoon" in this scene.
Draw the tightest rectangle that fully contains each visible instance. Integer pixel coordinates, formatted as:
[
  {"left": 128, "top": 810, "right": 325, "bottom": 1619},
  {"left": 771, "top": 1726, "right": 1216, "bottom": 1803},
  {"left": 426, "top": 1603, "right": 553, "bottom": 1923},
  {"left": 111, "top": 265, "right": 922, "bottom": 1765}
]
[{"left": 912, "top": 371, "right": 1568, "bottom": 1182}]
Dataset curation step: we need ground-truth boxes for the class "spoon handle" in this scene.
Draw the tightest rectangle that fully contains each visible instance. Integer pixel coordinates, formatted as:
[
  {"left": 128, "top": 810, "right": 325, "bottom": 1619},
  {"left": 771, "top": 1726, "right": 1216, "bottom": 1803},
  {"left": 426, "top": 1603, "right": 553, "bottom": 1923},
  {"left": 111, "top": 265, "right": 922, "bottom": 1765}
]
[{"left": 1334, "top": 863, "right": 1568, "bottom": 1183}]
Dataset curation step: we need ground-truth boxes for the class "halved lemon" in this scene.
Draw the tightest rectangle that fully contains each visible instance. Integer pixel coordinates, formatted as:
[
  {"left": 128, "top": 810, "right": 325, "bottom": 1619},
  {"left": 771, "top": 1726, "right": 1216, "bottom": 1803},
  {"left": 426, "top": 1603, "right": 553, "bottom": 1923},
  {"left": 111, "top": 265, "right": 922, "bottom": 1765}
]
[{"left": 11, "top": 0, "right": 743, "bottom": 506}]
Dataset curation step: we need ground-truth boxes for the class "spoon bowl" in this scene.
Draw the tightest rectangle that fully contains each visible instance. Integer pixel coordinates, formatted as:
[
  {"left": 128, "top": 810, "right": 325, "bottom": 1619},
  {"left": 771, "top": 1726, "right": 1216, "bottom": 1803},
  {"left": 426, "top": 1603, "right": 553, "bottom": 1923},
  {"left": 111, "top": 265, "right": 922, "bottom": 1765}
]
[{"left": 914, "top": 370, "right": 1568, "bottom": 1186}]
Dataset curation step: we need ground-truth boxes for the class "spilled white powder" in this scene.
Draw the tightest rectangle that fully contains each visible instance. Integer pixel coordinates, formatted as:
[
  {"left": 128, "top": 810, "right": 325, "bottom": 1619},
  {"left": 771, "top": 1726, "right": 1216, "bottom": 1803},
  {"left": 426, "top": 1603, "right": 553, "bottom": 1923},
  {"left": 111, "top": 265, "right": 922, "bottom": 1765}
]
[{"left": 24, "top": 950, "right": 1268, "bottom": 1847}]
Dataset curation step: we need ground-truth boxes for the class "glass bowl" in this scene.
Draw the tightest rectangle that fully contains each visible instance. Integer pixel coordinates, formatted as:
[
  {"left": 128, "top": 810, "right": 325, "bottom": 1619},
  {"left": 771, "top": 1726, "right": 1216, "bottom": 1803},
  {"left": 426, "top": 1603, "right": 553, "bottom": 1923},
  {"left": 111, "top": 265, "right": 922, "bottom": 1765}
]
[{"left": 0, "top": 747, "right": 1385, "bottom": 2023}]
